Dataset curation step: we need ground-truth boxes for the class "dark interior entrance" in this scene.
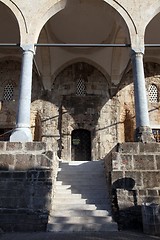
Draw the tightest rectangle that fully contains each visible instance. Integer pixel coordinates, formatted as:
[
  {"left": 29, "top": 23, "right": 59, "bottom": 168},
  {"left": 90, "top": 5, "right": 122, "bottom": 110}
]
[{"left": 71, "top": 129, "right": 91, "bottom": 161}]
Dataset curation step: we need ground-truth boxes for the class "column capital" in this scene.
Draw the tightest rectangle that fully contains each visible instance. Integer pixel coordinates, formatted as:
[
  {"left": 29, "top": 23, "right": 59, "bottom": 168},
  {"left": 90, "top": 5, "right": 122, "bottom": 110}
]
[
  {"left": 131, "top": 49, "right": 144, "bottom": 59},
  {"left": 20, "top": 44, "right": 35, "bottom": 54}
]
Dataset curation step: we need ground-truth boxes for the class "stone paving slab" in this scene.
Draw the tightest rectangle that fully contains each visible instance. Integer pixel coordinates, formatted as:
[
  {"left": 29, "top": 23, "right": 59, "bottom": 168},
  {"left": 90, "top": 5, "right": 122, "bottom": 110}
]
[{"left": 0, "top": 231, "right": 160, "bottom": 240}]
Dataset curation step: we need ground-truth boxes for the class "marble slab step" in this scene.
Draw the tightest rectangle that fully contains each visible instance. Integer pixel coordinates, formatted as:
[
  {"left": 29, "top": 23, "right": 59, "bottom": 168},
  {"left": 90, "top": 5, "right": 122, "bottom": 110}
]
[
  {"left": 52, "top": 204, "right": 108, "bottom": 210},
  {"left": 50, "top": 209, "right": 111, "bottom": 217},
  {"left": 55, "top": 184, "right": 107, "bottom": 190},
  {"left": 57, "top": 170, "right": 105, "bottom": 178},
  {"left": 49, "top": 216, "right": 113, "bottom": 224},
  {"left": 47, "top": 222, "right": 118, "bottom": 232},
  {"left": 55, "top": 188, "right": 108, "bottom": 195},
  {"left": 52, "top": 198, "right": 109, "bottom": 205},
  {"left": 55, "top": 192, "right": 109, "bottom": 199},
  {"left": 57, "top": 176, "right": 106, "bottom": 181},
  {"left": 55, "top": 180, "right": 106, "bottom": 185}
]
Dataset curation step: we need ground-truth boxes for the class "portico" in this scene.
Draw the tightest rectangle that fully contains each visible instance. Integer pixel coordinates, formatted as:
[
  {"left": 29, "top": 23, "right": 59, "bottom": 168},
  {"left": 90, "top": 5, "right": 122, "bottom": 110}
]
[{"left": 0, "top": 0, "right": 157, "bottom": 155}]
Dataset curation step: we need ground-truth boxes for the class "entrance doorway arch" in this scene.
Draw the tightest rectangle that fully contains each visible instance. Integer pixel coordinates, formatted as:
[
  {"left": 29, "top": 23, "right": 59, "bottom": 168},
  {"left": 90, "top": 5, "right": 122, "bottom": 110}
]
[{"left": 71, "top": 129, "right": 91, "bottom": 161}]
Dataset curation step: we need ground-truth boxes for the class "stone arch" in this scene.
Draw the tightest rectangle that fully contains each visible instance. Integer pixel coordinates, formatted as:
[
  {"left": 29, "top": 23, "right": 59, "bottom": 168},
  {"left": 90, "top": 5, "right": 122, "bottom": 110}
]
[
  {"left": 33, "top": 0, "right": 67, "bottom": 43},
  {"left": 50, "top": 60, "right": 113, "bottom": 160},
  {"left": 0, "top": 0, "right": 26, "bottom": 43},
  {"left": 144, "top": 2, "right": 160, "bottom": 30},
  {"left": 34, "top": 0, "right": 134, "bottom": 44},
  {"left": 53, "top": 58, "right": 111, "bottom": 86},
  {"left": 144, "top": 11, "right": 160, "bottom": 45},
  {"left": 52, "top": 61, "right": 110, "bottom": 100}
]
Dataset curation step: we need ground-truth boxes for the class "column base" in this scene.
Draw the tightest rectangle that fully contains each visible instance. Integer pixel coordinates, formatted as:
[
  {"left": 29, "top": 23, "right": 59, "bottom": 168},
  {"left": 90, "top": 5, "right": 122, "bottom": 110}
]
[
  {"left": 135, "top": 126, "right": 155, "bottom": 143},
  {"left": 10, "top": 128, "right": 32, "bottom": 142}
]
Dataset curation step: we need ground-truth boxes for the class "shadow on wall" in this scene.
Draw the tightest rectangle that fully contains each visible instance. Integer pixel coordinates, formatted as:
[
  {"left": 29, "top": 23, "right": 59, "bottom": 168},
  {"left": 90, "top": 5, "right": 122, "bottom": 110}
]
[{"left": 112, "top": 177, "right": 143, "bottom": 231}]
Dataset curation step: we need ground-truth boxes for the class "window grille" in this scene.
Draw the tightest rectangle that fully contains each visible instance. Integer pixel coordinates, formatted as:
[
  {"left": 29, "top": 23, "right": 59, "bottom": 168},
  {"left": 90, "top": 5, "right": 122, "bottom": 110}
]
[
  {"left": 152, "top": 129, "right": 160, "bottom": 142},
  {"left": 3, "top": 83, "right": 14, "bottom": 101},
  {"left": 76, "top": 78, "right": 86, "bottom": 96},
  {"left": 148, "top": 84, "right": 159, "bottom": 103}
]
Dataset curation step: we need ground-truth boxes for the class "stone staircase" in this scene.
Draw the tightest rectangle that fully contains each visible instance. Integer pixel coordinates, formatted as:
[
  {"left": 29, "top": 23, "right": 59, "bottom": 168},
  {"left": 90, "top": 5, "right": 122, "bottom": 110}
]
[{"left": 47, "top": 160, "right": 118, "bottom": 232}]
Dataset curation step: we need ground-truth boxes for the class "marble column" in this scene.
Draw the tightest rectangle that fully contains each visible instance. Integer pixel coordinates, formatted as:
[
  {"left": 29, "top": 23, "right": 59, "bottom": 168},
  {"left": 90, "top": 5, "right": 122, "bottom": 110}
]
[
  {"left": 131, "top": 49, "right": 154, "bottom": 142},
  {"left": 10, "top": 45, "right": 34, "bottom": 142}
]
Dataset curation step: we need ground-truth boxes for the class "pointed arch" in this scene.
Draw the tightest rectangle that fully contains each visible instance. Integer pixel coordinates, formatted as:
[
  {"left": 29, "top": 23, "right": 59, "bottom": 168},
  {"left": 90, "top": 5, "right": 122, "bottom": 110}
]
[
  {"left": 34, "top": 0, "right": 135, "bottom": 44},
  {"left": 144, "top": 2, "right": 160, "bottom": 30},
  {"left": 53, "top": 57, "right": 111, "bottom": 85},
  {"left": 0, "top": 0, "right": 27, "bottom": 43}
]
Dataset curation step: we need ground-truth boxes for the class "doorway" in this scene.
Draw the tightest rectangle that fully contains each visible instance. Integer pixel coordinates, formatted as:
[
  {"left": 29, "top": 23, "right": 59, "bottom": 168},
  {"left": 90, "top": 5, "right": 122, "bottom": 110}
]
[{"left": 71, "top": 129, "right": 91, "bottom": 161}]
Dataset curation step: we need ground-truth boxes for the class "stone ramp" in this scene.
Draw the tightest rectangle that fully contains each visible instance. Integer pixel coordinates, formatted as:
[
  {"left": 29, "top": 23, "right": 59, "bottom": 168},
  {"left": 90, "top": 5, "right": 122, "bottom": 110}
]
[{"left": 47, "top": 161, "right": 118, "bottom": 232}]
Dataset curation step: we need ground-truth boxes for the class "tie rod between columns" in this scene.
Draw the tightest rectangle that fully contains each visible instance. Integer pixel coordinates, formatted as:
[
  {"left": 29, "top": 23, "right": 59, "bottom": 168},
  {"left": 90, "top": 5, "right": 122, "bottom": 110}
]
[{"left": 0, "top": 43, "right": 160, "bottom": 48}]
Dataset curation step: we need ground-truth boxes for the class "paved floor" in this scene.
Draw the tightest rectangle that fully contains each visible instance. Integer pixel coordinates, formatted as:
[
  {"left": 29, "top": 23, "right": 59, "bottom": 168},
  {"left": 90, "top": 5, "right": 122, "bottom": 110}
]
[{"left": 0, "top": 231, "right": 160, "bottom": 240}]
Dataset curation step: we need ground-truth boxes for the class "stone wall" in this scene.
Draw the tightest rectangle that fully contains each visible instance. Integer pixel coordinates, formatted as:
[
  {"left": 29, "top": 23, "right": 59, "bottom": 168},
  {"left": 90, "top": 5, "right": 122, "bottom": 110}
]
[
  {"left": 0, "top": 142, "right": 59, "bottom": 232},
  {"left": 0, "top": 60, "right": 159, "bottom": 160},
  {"left": 104, "top": 143, "right": 160, "bottom": 231}
]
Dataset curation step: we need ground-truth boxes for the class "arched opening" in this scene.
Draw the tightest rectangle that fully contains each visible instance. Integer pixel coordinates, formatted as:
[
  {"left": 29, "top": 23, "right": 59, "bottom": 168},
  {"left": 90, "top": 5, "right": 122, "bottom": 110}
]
[
  {"left": 144, "top": 12, "right": 160, "bottom": 141},
  {"left": 34, "top": 0, "right": 132, "bottom": 157},
  {"left": 0, "top": 2, "right": 20, "bottom": 43},
  {"left": 36, "top": 0, "right": 130, "bottom": 92},
  {"left": 145, "top": 12, "right": 160, "bottom": 44},
  {"left": 0, "top": 4, "right": 21, "bottom": 140},
  {"left": 71, "top": 129, "right": 91, "bottom": 161},
  {"left": 52, "top": 61, "right": 110, "bottom": 160}
]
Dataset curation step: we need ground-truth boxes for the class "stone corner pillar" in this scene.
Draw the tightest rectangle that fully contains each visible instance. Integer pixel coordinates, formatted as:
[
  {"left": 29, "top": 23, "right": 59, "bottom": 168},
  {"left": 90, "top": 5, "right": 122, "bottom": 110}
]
[
  {"left": 10, "top": 44, "right": 35, "bottom": 142},
  {"left": 131, "top": 48, "right": 155, "bottom": 143}
]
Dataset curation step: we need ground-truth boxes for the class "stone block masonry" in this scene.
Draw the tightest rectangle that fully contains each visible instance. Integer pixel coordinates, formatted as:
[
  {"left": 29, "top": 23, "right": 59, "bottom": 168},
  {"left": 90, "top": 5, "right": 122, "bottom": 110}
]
[
  {"left": 104, "top": 143, "right": 160, "bottom": 234},
  {"left": 0, "top": 142, "right": 58, "bottom": 232}
]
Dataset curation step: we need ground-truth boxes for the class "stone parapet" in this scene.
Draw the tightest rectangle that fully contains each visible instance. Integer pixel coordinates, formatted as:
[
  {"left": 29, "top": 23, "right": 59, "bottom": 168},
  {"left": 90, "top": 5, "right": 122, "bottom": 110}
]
[
  {"left": 104, "top": 143, "right": 160, "bottom": 233},
  {"left": 0, "top": 142, "right": 46, "bottom": 153},
  {"left": 0, "top": 142, "right": 59, "bottom": 232}
]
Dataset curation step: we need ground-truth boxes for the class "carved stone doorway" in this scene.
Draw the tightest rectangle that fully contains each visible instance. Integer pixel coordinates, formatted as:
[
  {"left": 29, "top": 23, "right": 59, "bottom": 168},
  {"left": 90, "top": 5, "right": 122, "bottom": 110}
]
[{"left": 71, "top": 129, "right": 91, "bottom": 161}]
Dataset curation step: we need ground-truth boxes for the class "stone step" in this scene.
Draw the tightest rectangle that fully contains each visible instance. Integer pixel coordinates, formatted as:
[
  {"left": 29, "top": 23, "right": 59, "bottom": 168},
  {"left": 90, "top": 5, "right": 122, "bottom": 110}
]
[
  {"left": 55, "top": 180, "right": 106, "bottom": 186},
  {"left": 47, "top": 222, "right": 118, "bottom": 232},
  {"left": 59, "top": 162, "right": 105, "bottom": 170},
  {"left": 56, "top": 180, "right": 107, "bottom": 186},
  {"left": 57, "top": 172, "right": 105, "bottom": 177},
  {"left": 55, "top": 192, "right": 82, "bottom": 198},
  {"left": 52, "top": 197, "right": 109, "bottom": 205},
  {"left": 55, "top": 192, "right": 109, "bottom": 199},
  {"left": 55, "top": 188, "right": 108, "bottom": 195},
  {"left": 52, "top": 204, "right": 108, "bottom": 210},
  {"left": 58, "top": 166, "right": 105, "bottom": 170},
  {"left": 60, "top": 161, "right": 104, "bottom": 165},
  {"left": 48, "top": 160, "right": 117, "bottom": 232},
  {"left": 55, "top": 184, "right": 107, "bottom": 190},
  {"left": 57, "top": 172, "right": 105, "bottom": 180},
  {"left": 49, "top": 216, "right": 113, "bottom": 224},
  {"left": 50, "top": 209, "right": 111, "bottom": 217},
  {"left": 59, "top": 167, "right": 102, "bottom": 170}
]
